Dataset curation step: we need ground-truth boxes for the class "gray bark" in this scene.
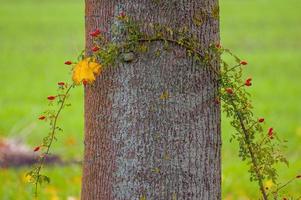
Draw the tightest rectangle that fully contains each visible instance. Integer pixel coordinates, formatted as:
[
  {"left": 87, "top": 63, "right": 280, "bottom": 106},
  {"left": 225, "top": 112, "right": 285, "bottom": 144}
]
[{"left": 82, "top": 1, "right": 221, "bottom": 199}]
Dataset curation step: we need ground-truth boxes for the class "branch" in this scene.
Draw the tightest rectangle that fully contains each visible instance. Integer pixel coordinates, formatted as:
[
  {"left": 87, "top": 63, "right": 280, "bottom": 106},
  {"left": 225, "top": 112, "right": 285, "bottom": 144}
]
[
  {"left": 230, "top": 100, "right": 268, "bottom": 200},
  {"left": 34, "top": 84, "right": 74, "bottom": 197}
]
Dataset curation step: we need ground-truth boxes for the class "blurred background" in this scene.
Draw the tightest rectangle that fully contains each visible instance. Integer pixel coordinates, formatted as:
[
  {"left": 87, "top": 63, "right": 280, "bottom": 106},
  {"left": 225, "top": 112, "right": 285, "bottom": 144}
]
[{"left": 0, "top": 0, "right": 300, "bottom": 199}]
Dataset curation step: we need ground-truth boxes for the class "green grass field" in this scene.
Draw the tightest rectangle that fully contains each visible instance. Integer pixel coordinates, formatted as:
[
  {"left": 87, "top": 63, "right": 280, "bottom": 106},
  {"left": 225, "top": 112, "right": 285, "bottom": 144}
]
[{"left": 0, "top": 0, "right": 300, "bottom": 199}]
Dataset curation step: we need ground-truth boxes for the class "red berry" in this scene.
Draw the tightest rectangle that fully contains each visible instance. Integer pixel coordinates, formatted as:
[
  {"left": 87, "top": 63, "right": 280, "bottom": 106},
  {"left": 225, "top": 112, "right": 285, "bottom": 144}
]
[
  {"left": 90, "top": 29, "right": 101, "bottom": 37},
  {"left": 258, "top": 118, "right": 265, "bottom": 123},
  {"left": 58, "top": 82, "right": 65, "bottom": 86},
  {"left": 34, "top": 146, "right": 41, "bottom": 152},
  {"left": 215, "top": 43, "right": 222, "bottom": 49},
  {"left": 245, "top": 81, "right": 252, "bottom": 86},
  {"left": 64, "top": 61, "right": 72, "bottom": 65},
  {"left": 92, "top": 46, "right": 100, "bottom": 52},
  {"left": 119, "top": 11, "right": 126, "bottom": 18},
  {"left": 83, "top": 80, "right": 88, "bottom": 85},
  {"left": 38, "top": 116, "right": 46, "bottom": 120},
  {"left": 240, "top": 60, "right": 248, "bottom": 65},
  {"left": 268, "top": 128, "right": 274, "bottom": 138},
  {"left": 226, "top": 88, "right": 233, "bottom": 94},
  {"left": 268, "top": 128, "right": 273, "bottom": 133},
  {"left": 47, "top": 96, "right": 56, "bottom": 101},
  {"left": 214, "top": 98, "right": 220, "bottom": 105},
  {"left": 245, "top": 78, "right": 252, "bottom": 87}
]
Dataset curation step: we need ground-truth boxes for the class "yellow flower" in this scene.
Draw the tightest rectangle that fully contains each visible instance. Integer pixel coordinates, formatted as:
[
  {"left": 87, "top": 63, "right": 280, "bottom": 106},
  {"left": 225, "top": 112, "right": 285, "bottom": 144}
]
[
  {"left": 72, "top": 58, "right": 102, "bottom": 85},
  {"left": 22, "top": 173, "right": 32, "bottom": 183},
  {"left": 264, "top": 179, "right": 274, "bottom": 189}
]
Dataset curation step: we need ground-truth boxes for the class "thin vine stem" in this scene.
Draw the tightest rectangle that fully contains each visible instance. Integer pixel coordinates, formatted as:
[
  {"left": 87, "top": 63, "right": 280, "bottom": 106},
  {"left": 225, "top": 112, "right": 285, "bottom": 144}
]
[
  {"left": 230, "top": 100, "right": 268, "bottom": 200},
  {"left": 273, "top": 176, "right": 297, "bottom": 197},
  {"left": 34, "top": 84, "right": 74, "bottom": 197},
  {"left": 138, "top": 37, "right": 221, "bottom": 76},
  {"left": 140, "top": 36, "right": 269, "bottom": 199}
]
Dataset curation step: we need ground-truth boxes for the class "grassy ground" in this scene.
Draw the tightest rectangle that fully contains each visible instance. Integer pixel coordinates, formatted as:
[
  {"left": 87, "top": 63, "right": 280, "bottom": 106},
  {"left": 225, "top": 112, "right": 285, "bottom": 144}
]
[{"left": 0, "top": 0, "right": 300, "bottom": 199}]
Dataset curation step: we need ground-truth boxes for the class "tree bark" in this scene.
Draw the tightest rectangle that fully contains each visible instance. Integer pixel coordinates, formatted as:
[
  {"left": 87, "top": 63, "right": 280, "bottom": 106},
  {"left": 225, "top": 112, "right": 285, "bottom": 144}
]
[{"left": 82, "top": 1, "right": 221, "bottom": 199}]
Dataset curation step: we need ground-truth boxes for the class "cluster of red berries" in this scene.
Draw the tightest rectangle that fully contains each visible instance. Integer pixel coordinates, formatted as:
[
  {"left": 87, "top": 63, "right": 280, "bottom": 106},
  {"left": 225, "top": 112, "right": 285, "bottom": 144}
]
[
  {"left": 86, "top": 19, "right": 121, "bottom": 56},
  {"left": 92, "top": 46, "right": 100, "bottom": 52},
  {"left": 89, "top": 28, "right": 102, "bottom": 52},
  {"left": 257, "top": 118, "right": 275, "bottom": 139},
  {"left": 224, "top": 60, "right": 251, "bottom": 95},
  {"left": 90, "top": 28, "right": 101, "bottom": 37},
  {"left": 225, "top": 78, "right": 252, "bottom": 95},
  {"left": 37, "top": 81, "right": 66, "bottom": 121},
  {"left": 222, "top": 58, "right": 276, "bottom": 140},
  {"left": 35, "top": 81, "right": 68, "bottom": 152},
  {"left": 37, "top": 97, "right": 56, "bottom": 121}
]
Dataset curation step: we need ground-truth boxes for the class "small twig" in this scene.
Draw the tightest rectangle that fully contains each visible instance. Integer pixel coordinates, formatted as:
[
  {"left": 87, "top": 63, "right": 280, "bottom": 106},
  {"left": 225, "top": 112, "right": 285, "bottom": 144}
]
[
  {"left": 275, "top": 176, "right": 296, "bottom": 193},
  {"left": 225, "top": 63, "right": 241, "bottom": 73},
  {"left": 230, "top": 100, "right": 268, "bottom": 200},
  {"left": 34, "top": 84, "right": 73, "bottom": 197}
]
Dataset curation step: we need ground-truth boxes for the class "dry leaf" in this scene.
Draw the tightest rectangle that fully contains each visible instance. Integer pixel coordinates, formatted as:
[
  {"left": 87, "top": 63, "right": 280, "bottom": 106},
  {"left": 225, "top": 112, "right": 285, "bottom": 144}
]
[{"left": 72, "top": 58, "right": 102, "bottom": 85}]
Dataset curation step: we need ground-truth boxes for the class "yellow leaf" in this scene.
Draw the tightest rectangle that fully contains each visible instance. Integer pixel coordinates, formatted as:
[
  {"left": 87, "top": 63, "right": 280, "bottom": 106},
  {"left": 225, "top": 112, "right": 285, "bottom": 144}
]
[
  {"left": 140, "top": 195, "right": 146, "bottom": 200},
  {"left": 72, "top": 57, "right": 102, "bottom": 85},
  {"left": 172, "top": 193, "right": 177, "bottom": 200},
  {"left": 152, "top": 167, "right": 160, "bottom": 173},
  {"left": 163, "top": 153, "right": 170, "bottom": 160},
  {"left": 160, "top": 90, "right": 169, "bottom": 100}
]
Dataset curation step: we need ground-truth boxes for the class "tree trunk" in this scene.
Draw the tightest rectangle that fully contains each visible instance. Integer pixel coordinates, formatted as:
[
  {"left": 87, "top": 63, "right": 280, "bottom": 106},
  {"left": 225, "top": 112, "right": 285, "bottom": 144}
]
[{"left": 82, "top": 1, "right": 221, "bottom": 199}]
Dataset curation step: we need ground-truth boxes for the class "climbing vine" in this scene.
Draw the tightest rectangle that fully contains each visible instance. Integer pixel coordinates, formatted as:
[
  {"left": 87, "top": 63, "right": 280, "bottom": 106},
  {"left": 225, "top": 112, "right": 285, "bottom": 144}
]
[{"left": 27, "top": 12, "right": 300, "bottom": 199}]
